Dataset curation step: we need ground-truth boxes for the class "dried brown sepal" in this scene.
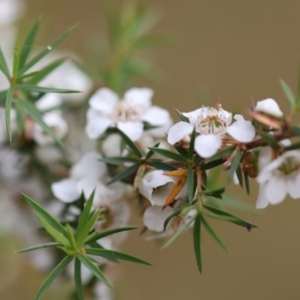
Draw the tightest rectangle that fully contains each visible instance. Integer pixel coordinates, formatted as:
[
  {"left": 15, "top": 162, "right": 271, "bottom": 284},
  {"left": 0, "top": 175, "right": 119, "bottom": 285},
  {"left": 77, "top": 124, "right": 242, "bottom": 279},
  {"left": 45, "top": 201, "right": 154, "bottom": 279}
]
[{"left": 249, "top": 111, "right": 283, "bottom": 130}]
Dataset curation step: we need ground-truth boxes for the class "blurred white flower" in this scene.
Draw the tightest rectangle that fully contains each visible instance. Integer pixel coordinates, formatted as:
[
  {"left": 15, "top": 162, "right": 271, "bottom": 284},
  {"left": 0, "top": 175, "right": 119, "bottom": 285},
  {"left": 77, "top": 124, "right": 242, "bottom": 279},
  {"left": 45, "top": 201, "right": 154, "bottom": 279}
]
[
  {"left": 32, "top": 111, "right": 68, "bottom": 146},
  {"left": 168, "top": 106, "right": 255, "bottom": 158},
  {"left": 139, "top": 170, "right": 187, "bottom": 206},
  {"left": 85, "top": 87, "right": 172, "bottom": 141},
  {"left": 94, "top": 282, "right": 114, "bottom": 300},
  {"left": 256, "top": 150, "right": 300, "bottom": 208},
  {"left": 35, "top": 93, "right": 62, "bottom": 112},
  {"left": 255, "top": 98, "right": 283, "bottom": 118},
  {"left": 0, "top": 0, "right": 25, "bottom": 26}
]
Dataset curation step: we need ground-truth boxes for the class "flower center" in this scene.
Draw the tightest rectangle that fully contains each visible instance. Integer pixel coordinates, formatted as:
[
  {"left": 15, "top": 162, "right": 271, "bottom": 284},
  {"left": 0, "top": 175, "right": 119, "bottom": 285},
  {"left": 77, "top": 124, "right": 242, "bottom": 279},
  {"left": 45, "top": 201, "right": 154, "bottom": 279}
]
[
  {"left": 278, "top": 157, "right": 300, "bottom": 175},
  {"left": 113, "top": 102, "right": 143, "bottom": 122},
  {"left": 196, "top": 107, "right": 229, "bottom": 135}
]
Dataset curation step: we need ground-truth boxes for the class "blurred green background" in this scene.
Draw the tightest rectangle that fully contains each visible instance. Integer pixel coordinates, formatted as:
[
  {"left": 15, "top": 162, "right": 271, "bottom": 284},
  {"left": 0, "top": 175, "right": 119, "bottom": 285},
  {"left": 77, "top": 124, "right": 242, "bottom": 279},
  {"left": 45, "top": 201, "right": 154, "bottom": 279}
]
[{"left": 1, "top": 0, "right": 300, "bottom": 299}]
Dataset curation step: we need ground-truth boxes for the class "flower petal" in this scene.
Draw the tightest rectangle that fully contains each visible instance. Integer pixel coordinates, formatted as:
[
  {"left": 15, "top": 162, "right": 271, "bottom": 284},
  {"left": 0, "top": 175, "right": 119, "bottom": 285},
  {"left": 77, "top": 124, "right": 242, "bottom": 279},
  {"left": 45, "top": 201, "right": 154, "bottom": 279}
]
[
  {"left": 51, "top": 178, "right": 80, "bottom": 203},
  {"left": 264, "top": 176, "right": 287, "bottom": 205},
  {"left": 167, "top": 121, "right": 194, "bottom": 145},
  {"left": 255, "top": 98, "right": 283, "bottom": 117},
  {"left": 85, "top": 113, "right": 111, "bottom": 139},
  {"left": 256, "top": 186, "right": 269, "bottom": 209},
  {"left": 227, "top": 120, "right": 255, "bottom": 142},
  {"left": 194, "top": 134, "right": 222, "bottom": 158},
  {"left": 143, "top": 205, "right": 174, "bottom": 232},
  {"left": 89, "top": 88, "right": 119, "bottom": 115},
  {"left": 123, "top": 88, "right": 153, "bottom": 111},
  {"left": 287, "top": 173, "right": 300, "bottom": 199},
  {"left": 117, "top": 121, "right": 143, "bottom": 141}
]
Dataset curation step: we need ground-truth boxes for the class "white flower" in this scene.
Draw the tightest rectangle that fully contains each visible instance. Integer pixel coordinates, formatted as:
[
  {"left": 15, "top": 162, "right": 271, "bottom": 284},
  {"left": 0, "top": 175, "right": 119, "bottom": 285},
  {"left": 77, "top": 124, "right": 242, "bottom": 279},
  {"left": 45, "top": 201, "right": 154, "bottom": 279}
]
[
  {"left": 256, "top": 150, "right": 300, "bottom": 208},
  {"left": 139, "top": 170, "right": 187, "bottom": 206},
  {"left": 32, "top": 111, "right": 68, "bottom": 146},
  {"left": 94, "top": 282, "right": 114, "bottom": 300},
  {"left": 255, "top": 98, "right": 283, "bottom": 118},
  {"left": 85, "top": 87, "right": 172, "bottom": 141},
  {"left": 167, "top": 106, "right": 255, "bottom": 158},
  {"left": 35, "top": 93, "right": 62, "bottom": 112},
  {"left": 51, "top": 152, "right": 107, "bottom": 203},
  {"left": 0, "top": 0, "right": 25, "bottom": 26}
]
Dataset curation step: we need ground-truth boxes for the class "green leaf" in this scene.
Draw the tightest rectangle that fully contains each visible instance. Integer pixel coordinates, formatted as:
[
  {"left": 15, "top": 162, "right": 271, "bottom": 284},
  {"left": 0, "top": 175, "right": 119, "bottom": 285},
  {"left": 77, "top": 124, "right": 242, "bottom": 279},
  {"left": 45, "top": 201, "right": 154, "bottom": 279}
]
[
  {"left": 77, "top": 253, "right": 112, "bottom": 287},
  {"left": 0, "top": 46, "right": 10, "bottom": 79},
  {"left": 100, "top": 156, "right": 139, "bottom": 165},
  {"left": 17, "top": 84, "right": 80, "bottom": 94},
  {"left": 74, "top": 258, "right": 84, "bottom": 300},
  {"left": 202, "top": 158, "right": 225, "bottom": 171},
  {"left": 75, "top": 190, "right": 95, "bottom": 241},
  {"left": 257, "top": 131, "right": 278, "bottom": 148},
  {"left": 5, "top": 86, "right": 14, "bottom": 142},
  {"left": 280, "top": 79, "right": 295, "bottom": 108},
  {"left": 175, "top": 146, "right": 189, "bottom": 157},
  {"left": 66, "top": 224, "right": 76, "bottom": 250},
  {"left": 19, "top": 19, "right": 41, "bottom": 69},
  {"left": 22, "top": 193, "right": 68, "bottom": 237},
  {"left": 290, "top": 125, "right": 300, "bottom": 136},
  {"left": 27, "top": 58, "right": 66, "bottom": 85},
  {"left": 85, "top": 248, "right": 152, "bottom": 266},
  {"left": 145, "top": 142, "right": 160, "bottom": 160},
  {"left": 201, "top": 187, "right": 225, "bottom": 198},
  {"left": 162, "top": 214, "right": 196, "bottom": 249},
  {"left": 76, "top": 209, "right": 100, "bottom": 247},
  {"left": 200, "top": 214, "right": 227, "bottom": 251},
  {"left": 244, "top": 172, "right": 250, "bottom": 195},
  {"left": 188, "top": 128, "right": 196, "bottom": 159},
  {"left": 203, "top": 205, "right": 258, "bottom": 230},
  {"left": 187, "top": 165, "right": 195, "bottom": 203},
  {"left": 35, "top": 213, "right": 71, "bottom": 248},
  {"left": 227, "top": 150, "right": 242, "bottom": 183},
  {"left": 174, "top": 108, "right": 189, "bottom": 122},
  {"left": 148, "top": 147, "right": 188, "bottom": 163},
  {"left": 34, "top": 255, "right": 73, "bottom": 300},
  {"left": 207, "top": 146, "right": 235, "bottom": 161},
  {"left": 18, "top": 97, "right": 61, "bottom": 145},
  {"left": 108, "top": 163, "right": 140, "bottom": 184},
  {"left": 235, "top": 165, "right": 243, "bottom": 188},
  {"left": 84, "top": 226, "right": 139, "bottom": 245},
  {"left": 148, "top": 159, "right": 177, "bottom": 171},
  {"left": 13, "top": 38, "right": 20, "bottom": 76},
  {"left": 18, "top": 24, "right": 77, "bottom": 76},
  {"left": 16, "top": 242, "right": 60, "bottom": 253},
  {"left": 114, "top": 128, "right": 142, "bottom": 158},
  {"left": 193, "top": 214, "right": 202, "bottom": 273}
]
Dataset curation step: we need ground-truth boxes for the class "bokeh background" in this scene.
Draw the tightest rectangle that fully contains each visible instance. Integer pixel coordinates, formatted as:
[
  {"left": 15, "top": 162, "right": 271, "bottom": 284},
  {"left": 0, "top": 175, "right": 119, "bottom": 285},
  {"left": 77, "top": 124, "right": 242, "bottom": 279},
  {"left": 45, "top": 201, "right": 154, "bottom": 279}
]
[{"left": 1, "top": 0, "right": 300, "bottom": 299}]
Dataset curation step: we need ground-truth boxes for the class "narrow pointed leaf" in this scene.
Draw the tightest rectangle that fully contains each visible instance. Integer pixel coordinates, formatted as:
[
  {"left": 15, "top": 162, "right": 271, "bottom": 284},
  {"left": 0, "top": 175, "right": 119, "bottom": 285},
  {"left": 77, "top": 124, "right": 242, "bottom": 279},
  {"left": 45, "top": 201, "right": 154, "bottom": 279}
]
[
  {"left": 19, "top": 19, "right": 41, "bottom": 69},
  {"left": 35, "top": 213, "right": 71, "bottom": 248},
  {"left": 66, "top": 224, "right": 76, "bottom": 250},
  {"left": 74, "top": 258, "right": 84, "bottom": 300},
  {"left": 84, "top": 226, "right": 139, "bottom": 245},
  {"left": 75, "top": 190, "right": 95, "bottom": 240},
  {"left": 23, "top": 193, "right": 68, "bottom": 237},
  {"left": 16, "top": 242, "right": 60, "bottom": 253},
  {"left": 17, "top": 84, "right": 80, "bottom": 94},
  {"left": 174, "top": 108, "right": 189, "bottom": 122},
  {"left": 148, "top": 159, "right": 177, "bottom": 171},
  {"left": 193, "top": 214, "right": 202, "bottom": 273},
  {"left": 187, "top": 165, "right": 195, "bottom": 203},
  {"left": 175, "top": 146, "right": 189, "bottom": 157},
  {"left": 257, "top": 131, "right": 278, "bottom": 148},
  {"left": 236, "top": 165, "right": 243, "bottom": 188},
  {"left": 5, "top": 86, "right": 14, "bottom": 142},
  {"left": 145, "top": 142, "right": 160, "bottom": 160},
  {"left": 133, "top": 163, "right": 146, "bottom": 192},
  {"left": 18, "top": 97, "right": 61, "bottom": 145},
  {"left": 280, "top": 79, "right": 295, "bottom": 108},
  {"left": 202, "top": 158, "right": 225, "bottom": 170},
  {"left": 13, "top": 38, "right": 20, "bottom": 76},
  {"left": 148, "top": 147, "right": 188, "bottom": 163},
  {"left": 162, "top": 215, "right": 196, "bottom": 249},
  {"left": 291, "top": 125, "right": 300, "bottom": 136},
  {"left": 207, "top": 146, "right": 235, "bottom": 161},
  {"left": 0, "top": 46, "right": 10, "bottom": 79},
  {"left": 27, "top": 58, "right": 66, "bottom": 85},
  {"left": 203, "top": 205, "right": 258, "bottom": 230},
  {"left": 77, "top": 253, "right": 112, "bottom": 287},
  {"left": 18, "top": 24, "right": 77, "bottom": 75},
  {"left": 244, "top": 172, "right": 250, "bottom": 195},
  {"left": 200, "top": 215, "right": 227, "bottom": 251},
  {"left": 188, "top": 128, "right": 196, "bottom": 159},
  {"left": 34, "top": 255, "right": 73, "bottom": 300},
  {"left": 108, "top": 163, "right": 140, "bottom": 184},
  {"left": 76, "top": 210, "right": 100, "bottom": 247},
  {"left": 100, "top": 156, "right": 139, "bottom": 165},
  {"left": 85, "top": 249, "right": 152, "bottom": 266},
  {"left": 227, "top": 150, "right": 242, "bottom": 183}
]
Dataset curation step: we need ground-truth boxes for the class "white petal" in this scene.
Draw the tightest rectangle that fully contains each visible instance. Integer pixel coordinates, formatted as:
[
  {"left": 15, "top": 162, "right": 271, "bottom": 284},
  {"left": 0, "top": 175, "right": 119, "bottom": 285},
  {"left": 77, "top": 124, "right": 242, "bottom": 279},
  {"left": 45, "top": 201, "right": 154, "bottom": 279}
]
[
  {"left": 35, "top": 93, "right": 62, "bottom": 111},
  {"left": 85, "top": 114, "right": 111, "bottom": 139},
  {"left": 182, "top": 108, "right": 203, "bottom": 126},
  {"left": 167, "top": 121, "right": 194, "bottom": 145},
  {"left": 194, "top": 134, "right": 222, "bottom": 158},
  {"left": 258, "top": 146, "right": 273, "bottom": 170},
  {"left": 71, "top": 152, "right": 107, "bottom": 180},
  {"left": 264, "top": 176, "right": 287, "bottom": 205},
  {"left": 143, "top": 106, "right": 171, "bottom": 125},
  {"left": 256, "top": 186, "right": 269, "bottom": 209},
  {"left": 0, "top": 0, "right": 25, "bottom": 26},
  {"left": 255, "top": 98, "right": 283, "bottom": 117},
  {"left": 117, "top": 121, "right": 143, "bottom": 141},
  {"left": 123, "top": 88, "right": 153, "bottom": 111},
  {"left": 287, "top": 173, "right": 300, "bottom": 199},
  {"left": 143, "top": 206, "right": 174, "bottom": 232},
  {"left": 227, "top": 120, "right": 255, "bottom": 142},
  {"left": 51, "top": 178, "right": 80, "bottom": 203},
  {"left": 76, "top": 177, "right": 99, "bottom": 199},
  {"left": 89, "top": 88, "right": 119, "bottom": 115}
]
